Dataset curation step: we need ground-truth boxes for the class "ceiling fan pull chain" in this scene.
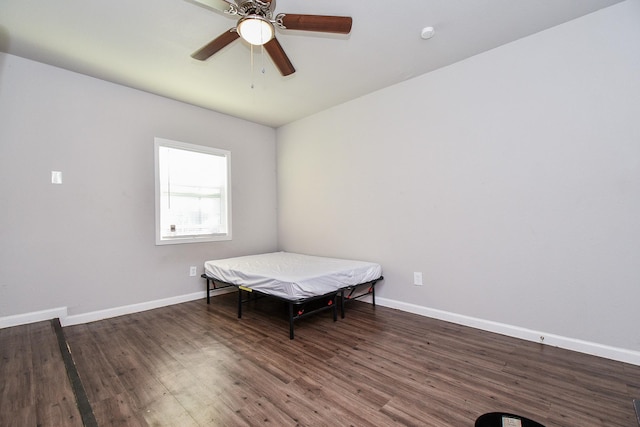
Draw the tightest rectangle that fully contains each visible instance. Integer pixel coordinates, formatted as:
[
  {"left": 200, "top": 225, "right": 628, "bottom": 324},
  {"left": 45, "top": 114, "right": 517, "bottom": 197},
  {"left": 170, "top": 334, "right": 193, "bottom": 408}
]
[{"left": 250, "top": 43, "right": 255, "bottom": 89}]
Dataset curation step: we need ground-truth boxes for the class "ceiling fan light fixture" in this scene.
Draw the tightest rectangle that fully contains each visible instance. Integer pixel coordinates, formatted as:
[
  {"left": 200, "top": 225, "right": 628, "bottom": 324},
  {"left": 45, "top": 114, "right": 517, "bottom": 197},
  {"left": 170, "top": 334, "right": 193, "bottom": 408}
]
[{"left": 237, "top": 15, "right": 274, "bottom": 46}]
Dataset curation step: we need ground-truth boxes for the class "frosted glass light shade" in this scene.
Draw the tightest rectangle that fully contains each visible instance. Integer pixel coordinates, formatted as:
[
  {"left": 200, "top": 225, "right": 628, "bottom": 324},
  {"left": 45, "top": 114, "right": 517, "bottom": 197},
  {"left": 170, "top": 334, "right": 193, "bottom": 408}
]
[{"left": 237, "top": 15, "right": 274, "bottom": 46}]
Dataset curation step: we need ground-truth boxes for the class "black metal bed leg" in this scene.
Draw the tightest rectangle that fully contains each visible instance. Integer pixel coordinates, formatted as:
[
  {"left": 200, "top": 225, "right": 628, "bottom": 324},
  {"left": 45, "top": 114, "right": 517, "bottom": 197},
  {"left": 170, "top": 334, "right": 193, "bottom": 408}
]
[
  {"left": 332, "top": 295, "right": 338, "bottom": 321},
  {"left": 372, "top": 282, "right": 376, "bottom": 307},
  {"left": 288, "top": 303, "right": 294, "bottom": 340},
  {"left": 206, "top": 278, "right": 211, "bottom": 304},
  {"left": 237, "top": 288, "right": 243, "bottom": 318}
]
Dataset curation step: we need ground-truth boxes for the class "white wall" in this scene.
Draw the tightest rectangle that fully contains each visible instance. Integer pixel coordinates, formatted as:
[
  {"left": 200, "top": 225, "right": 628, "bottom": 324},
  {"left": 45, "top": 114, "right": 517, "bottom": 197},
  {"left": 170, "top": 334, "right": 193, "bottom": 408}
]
[
  {"left": 0, "top": 53, "right": 278, "bottom": 319},
  {"left": 277, "top": 0, "right": 640, "bottom": 358}
]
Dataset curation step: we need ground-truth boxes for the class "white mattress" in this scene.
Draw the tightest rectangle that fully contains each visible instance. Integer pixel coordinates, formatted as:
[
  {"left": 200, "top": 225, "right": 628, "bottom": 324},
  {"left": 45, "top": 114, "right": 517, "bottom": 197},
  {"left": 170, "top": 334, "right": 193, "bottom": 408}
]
[{"left": 204, "top": 252, "right": 382, "bottom": 300}]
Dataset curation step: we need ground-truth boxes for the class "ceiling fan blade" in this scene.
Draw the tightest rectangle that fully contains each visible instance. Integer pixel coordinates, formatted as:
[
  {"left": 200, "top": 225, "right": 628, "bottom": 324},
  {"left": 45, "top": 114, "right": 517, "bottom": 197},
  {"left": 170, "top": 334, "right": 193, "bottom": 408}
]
[
  {"left": 186, "top": 0, "right": 236, "bottom": 14},
  {"left": 191, "top": 29, "right": 240, "bottom": 60},
  {"left": 278, "top": 14, "right": 352, "bottom": 34},
  {"left": 264, "top": 38, "right": 295, "bottom": 76}
]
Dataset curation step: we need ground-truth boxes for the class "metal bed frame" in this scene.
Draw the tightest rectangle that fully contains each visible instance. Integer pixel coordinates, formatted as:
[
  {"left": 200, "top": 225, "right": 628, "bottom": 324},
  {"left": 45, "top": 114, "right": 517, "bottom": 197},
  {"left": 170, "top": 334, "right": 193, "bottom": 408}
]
[{"left": 202, "top": 274, "right": 383, "bottom": 339}]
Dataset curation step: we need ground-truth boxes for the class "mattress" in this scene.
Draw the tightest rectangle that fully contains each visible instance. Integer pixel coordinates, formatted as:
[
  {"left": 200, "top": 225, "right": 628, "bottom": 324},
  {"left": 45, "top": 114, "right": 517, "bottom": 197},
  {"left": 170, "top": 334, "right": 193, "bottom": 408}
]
[{"left": 204, "top": 252, "right": 382, "bottom": 300}]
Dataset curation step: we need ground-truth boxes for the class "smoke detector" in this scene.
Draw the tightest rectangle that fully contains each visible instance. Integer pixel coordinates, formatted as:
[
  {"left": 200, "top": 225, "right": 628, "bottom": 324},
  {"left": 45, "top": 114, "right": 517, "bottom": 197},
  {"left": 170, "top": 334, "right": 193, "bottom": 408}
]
[{"left": 421, "top": 26, "right": 435, "bottom": 40}]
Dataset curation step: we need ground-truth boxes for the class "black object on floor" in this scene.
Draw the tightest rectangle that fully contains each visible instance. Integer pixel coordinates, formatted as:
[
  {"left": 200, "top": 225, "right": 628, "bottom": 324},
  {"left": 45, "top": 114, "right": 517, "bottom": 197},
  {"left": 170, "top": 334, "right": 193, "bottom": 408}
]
[
  {"left": 52, "top": 318, "right": 98, "bottom": 427},
  {"left": 475, "top": 412, "right": 545, "bottom": 427},
  {"left": 633, "top": 399, "right": 640, "bottom": 426}
]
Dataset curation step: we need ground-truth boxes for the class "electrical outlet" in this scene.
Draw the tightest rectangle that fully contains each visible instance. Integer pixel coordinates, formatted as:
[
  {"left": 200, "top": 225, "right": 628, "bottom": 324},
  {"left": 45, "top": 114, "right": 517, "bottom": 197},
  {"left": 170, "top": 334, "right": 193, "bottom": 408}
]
[
  {"left": 413, "top": 272, "right": 423, "bottom": 286},
  {"left": 189, "top": 266, "right": 197, "bottom": 277}
]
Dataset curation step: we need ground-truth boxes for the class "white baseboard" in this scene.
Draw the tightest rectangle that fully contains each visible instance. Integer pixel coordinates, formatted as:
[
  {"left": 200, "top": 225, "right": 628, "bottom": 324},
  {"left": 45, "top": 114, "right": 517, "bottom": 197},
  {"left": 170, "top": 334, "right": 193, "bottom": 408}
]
[
  {"left": 3, "top": 290, "right": 638, "bottom": 366},
  {"left": 375, "top": 297, "right": 640, "bottom": 366},
  {"left": 0, "top": 287, "right": 235, "bottom": 329},
  {"left": 62, "top": 287, "right": 235, "bottom": 326},
  {"left": 0, "top": 306, "right": 68, "bottom": 329}
]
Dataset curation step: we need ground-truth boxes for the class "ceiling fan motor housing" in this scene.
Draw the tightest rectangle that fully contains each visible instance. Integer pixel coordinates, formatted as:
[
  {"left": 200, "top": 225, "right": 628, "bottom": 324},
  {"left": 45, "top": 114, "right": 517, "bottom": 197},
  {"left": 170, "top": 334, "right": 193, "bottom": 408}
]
[{"left": 237, "top": 0, "right": 273, "bottom": 18}]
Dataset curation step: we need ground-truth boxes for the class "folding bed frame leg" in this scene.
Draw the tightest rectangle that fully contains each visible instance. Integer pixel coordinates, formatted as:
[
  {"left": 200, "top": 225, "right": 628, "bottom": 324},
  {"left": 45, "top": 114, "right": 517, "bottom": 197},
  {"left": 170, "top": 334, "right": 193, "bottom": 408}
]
[
  {"left": 237, "top": 288, "right": 243, "bottom": 318},
  {"left": 372, "top": 283, "right": 376, "bottom": 307},
  {"left": 288, "top": 303, "right": 295, "bottom": 340}
]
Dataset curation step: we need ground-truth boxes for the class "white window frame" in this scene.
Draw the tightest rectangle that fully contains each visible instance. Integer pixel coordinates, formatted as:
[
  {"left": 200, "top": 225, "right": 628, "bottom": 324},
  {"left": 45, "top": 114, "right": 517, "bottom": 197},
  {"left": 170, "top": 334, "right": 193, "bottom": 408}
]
[{"left": 154, "top": 137, "right": 232, "bottom": 245}]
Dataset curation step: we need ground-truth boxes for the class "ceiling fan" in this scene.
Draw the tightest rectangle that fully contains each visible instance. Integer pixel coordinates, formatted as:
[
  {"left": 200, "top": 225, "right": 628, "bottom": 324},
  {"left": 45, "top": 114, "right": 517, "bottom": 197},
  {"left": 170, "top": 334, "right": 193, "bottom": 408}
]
[{"left": 189, "top": 0, "right": 353, "bottom": 76}]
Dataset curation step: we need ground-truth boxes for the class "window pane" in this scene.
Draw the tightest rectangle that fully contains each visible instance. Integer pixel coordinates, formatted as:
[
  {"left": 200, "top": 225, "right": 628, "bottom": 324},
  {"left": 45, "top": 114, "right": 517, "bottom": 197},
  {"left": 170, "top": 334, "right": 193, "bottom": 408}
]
[{"left": 155, "top": 138, "right": 231, "bottom": 244}]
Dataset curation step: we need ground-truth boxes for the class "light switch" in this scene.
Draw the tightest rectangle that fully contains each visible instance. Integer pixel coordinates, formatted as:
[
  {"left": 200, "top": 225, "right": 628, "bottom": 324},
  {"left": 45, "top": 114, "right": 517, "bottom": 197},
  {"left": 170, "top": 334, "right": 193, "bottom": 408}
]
[
  {"left": 413, "top": 272, "right": 423, "bottom": 286},
  {"left": 51, "top": 171, "right": 62, "bottom": 184}
]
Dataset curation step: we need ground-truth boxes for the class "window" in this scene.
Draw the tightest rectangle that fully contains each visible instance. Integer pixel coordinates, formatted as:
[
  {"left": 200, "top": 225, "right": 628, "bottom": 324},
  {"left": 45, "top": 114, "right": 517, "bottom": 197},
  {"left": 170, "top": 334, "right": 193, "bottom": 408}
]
[{"left": 154, "top": 138, "right": 231, "bottom": 245}]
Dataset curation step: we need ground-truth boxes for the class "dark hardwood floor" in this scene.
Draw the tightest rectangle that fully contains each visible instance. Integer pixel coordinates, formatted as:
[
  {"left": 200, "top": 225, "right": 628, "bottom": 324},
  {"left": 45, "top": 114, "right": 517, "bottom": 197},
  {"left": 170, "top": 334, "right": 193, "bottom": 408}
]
[
  {"left": 0, "top": 320, "right": 82, "bottom": 427},
  {"left": 2, "top": 293, "right": 639, "bottom": 426}
]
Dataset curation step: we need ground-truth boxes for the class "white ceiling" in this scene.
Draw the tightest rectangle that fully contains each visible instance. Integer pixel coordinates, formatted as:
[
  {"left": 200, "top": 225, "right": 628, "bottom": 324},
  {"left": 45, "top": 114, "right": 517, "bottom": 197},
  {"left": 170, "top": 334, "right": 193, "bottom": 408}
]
[{"left": 0, "top": 0, "right": 624, "bottom": 128}]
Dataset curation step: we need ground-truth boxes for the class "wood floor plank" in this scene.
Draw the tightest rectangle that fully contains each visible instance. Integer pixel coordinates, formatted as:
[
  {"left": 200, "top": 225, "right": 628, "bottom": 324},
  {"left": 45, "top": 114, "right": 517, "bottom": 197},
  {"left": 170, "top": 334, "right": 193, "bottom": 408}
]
[
  {"left": 0, "top": 405, "right": 37, "bottom": 427},
  {"left": 0, "top": 321, "right": 83, "bottom": 427},
  {"left": 0, "top": 324, "right": 35, "bottom": 412},
  {"left": 156, "top": 368, "right": 249, "bottom": 426},
  {"left": 141, "top": 393, "right": 200, "bottom": 427},
  {"left": 34, "top": 395, "right": 83, "bottom": 427},
  {"left": 30, "top": 322, "right": 82, "bottom": 427},
  {"left": 4, "top": 293, "right": 640, "bottom": 426},
  {"left": 64, "top": 326, "right": 128, "bottom": 403},
  {"left": 90, "top": 393, "right": 148, "bottom": 427}
]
